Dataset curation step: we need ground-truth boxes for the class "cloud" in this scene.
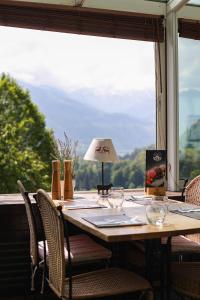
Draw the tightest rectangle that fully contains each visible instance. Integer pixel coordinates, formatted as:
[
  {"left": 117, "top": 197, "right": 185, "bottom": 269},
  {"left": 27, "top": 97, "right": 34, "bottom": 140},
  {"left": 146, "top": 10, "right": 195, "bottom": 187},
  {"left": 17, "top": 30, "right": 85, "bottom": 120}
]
[{"left": 0, "top": 26, "right": 155, "bottom": 94}]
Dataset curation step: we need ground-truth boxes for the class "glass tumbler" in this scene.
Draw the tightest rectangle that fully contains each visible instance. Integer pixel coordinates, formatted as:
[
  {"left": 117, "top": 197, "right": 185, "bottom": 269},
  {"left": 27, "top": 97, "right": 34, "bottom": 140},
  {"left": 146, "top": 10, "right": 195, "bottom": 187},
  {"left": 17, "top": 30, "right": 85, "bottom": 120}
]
[
  {"left": 108, "top": 187, "right": 124, "bottom": 209},
  {"left": 146, "top": 201, "right": 167, "bottom": 226},
  {"left": 97, "top": 193, "right": 109, "bottom": 206}
]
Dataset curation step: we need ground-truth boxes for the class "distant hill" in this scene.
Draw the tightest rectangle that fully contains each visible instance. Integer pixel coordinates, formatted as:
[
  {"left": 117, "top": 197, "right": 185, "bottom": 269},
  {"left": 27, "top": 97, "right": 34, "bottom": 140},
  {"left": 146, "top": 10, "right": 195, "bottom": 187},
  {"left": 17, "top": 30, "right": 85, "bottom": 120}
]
[
  {"left": 20, "top": 82, "right": 156, "bottom": 155},
  {"left": 66, "top": 88, "right": 155, "bottom": 121}
]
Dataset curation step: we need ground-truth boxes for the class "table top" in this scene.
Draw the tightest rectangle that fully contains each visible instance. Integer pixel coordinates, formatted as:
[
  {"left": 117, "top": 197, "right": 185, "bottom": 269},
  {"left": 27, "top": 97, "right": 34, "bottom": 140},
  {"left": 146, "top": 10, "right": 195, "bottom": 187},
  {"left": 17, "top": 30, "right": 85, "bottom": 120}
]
[
  {"left": 62, "top": 201, "right": 200, "bottom": 243},
  {"left": 1, "top": 192, "right": 199, "bottom": 243},
  {"left": 0, "top": 189, "right": 181, "bottom": 205}
]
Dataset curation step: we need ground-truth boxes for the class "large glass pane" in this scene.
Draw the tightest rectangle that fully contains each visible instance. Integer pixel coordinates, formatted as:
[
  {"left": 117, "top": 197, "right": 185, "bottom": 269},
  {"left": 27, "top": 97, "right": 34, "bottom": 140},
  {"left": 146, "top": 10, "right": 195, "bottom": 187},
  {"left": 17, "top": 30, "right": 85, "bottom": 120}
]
[
  {"left": 0, "top": 26, "right": 156, "bottom": 192},
  {"left": 188, "top": 0, "right": 200, "bottom": 6},
  {"left": 179, "top": 37, "right": 200, "bottom": 179}
]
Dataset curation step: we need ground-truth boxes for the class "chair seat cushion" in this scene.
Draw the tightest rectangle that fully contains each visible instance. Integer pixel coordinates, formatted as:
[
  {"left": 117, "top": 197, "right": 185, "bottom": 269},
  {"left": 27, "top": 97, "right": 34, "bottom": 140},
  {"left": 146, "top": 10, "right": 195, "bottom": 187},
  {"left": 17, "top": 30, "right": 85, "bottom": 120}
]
[
  {"left": 172, "top": 262, "right": 200, "bottom": 298},
  {"left": 38, "top": 234, "right": 111, "bottom": 264},
  {"left": 162, "top": 235, "right": 200, "bottom": 254},
  {"left": 63, "top": 268, "right": 152, "bottom": 299},
  {"left": 129, "top": 235, "right": 200, "bottom": 255},
  {"left": 125, "top": 235, "right": 200, "bottom": 270}
]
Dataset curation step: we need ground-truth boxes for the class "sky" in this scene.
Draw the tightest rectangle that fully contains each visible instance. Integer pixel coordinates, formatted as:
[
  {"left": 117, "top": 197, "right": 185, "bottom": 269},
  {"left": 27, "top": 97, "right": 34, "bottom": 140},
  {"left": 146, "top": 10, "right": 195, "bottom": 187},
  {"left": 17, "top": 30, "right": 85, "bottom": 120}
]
[
  {"left": 0, "top": 25, "right": 200, "bottom": 94},
  {"left": 0, "top": 25, "right": 155, "bottom": 95}
]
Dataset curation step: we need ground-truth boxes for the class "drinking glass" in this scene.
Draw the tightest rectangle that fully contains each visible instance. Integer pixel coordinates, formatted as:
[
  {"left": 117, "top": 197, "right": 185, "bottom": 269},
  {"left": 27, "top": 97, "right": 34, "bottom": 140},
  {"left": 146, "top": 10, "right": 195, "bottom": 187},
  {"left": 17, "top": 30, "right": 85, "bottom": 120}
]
[
  {"left": 152, "top": 195, "right": 169, "bottom": 213},
  {"left": 108, "top": 187, "right": 124, "bottom": 209},
  {"left": 97, "top": 193, "right": 109, "bottom": 206},
  {"left": 146, "top": 201, "right": 167, "bottom": 226}
]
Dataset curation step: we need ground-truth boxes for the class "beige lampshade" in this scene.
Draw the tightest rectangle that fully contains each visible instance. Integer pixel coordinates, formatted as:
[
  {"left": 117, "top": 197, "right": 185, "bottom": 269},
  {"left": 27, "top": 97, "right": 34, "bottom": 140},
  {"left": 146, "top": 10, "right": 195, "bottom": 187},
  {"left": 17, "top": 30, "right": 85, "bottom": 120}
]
[{"left": 84, "top": 138, "right": 119, "bottom": 163}]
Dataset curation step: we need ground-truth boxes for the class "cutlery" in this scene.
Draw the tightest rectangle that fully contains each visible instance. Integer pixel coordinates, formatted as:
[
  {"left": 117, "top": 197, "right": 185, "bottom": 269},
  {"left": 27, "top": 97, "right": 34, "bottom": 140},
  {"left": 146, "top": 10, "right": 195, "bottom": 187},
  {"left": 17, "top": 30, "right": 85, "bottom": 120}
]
[
  {"left": 127, "top": 195, "right": 152, "bottom": 201},
  {"left": 177, "top": 208, "right": 200, "bottom": 213}
]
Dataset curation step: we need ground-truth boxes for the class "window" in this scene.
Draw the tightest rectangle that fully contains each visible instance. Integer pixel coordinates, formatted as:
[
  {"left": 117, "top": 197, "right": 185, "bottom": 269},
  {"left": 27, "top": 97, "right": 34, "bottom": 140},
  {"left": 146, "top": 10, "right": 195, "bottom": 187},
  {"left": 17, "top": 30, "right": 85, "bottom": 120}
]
[
  {"left": 179, "top": 37, "right": 200, "bottom": 180},
  {"left": 0, "top": 26, "right": 156, "bottom": 191}
]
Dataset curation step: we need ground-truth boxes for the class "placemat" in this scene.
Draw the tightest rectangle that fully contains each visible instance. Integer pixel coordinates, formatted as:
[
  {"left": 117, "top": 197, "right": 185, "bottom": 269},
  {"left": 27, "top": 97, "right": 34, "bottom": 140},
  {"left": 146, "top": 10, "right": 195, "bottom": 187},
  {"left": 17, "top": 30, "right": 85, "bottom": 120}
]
[
  {"left": 169, "top": 207, "right": 200, "bottom": 220},
  {"left": 83, "top": 214, "right": 146, "bottom": 228},
  {"left": 56, "top": 200, "right": 106, "bottom": 210}
]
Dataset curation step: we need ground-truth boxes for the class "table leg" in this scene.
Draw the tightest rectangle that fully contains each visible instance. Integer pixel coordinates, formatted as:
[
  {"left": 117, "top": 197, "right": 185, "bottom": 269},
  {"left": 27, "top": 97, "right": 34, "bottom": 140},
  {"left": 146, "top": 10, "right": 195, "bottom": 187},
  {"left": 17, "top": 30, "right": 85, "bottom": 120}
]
[
  {"left": 145, "top": 237, "right": 172, "bottom": 300},
  {"left": 166, "top": 237, "right": 172, "bottom": 300},
  {"left": 110, "top": 242, "right": 121, "bottom": 267},
  {"left": 145, "top": 239, "right": 161, "bottom": 282}
]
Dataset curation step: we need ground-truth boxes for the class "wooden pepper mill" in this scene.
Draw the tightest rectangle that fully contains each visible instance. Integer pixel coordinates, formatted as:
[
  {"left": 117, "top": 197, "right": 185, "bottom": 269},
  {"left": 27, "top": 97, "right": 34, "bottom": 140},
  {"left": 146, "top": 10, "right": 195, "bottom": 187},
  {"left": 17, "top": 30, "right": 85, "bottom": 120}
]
[
  {"left": 51, "top": 160, "right": 61, "bottom": 200},
  {"left": 63, "top": 160, "right": 73, "bottom": 200}
]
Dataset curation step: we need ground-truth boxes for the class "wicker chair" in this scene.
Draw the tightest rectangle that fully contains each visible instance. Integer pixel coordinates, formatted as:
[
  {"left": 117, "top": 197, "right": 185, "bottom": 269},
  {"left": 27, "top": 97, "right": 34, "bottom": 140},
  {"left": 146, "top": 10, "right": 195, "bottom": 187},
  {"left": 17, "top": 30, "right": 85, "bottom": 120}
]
[
  {"left": 168, "top": 175, "right": 200, "bottom": 257},
  {"left": 18, "top": 180, "right": 112, "bottom": 293},
  {"left": 17, "top": 180, "right": 45, "bottom": 291},
  {"left": 171, "top": 262, "right": 200, "bottom": 299},
  {"left": 169, "top": 177, "right": 200, "bottom": 299},
  {"left": 126, "top": 176, "right": 200, "bottom": 272},
  {"left": 185, "top": 175, "right": 200, "bottom": 244},
  {"left": 36, "top": 189, "right": 153, "bottom": 300}
]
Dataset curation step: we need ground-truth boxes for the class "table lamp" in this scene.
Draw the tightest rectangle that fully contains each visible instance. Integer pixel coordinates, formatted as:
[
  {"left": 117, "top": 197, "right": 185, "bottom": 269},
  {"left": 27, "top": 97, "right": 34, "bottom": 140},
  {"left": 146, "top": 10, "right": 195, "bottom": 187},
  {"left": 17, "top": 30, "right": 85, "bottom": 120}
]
[{"left": 84, "top": 138, "right": 119, "bottom": 194}]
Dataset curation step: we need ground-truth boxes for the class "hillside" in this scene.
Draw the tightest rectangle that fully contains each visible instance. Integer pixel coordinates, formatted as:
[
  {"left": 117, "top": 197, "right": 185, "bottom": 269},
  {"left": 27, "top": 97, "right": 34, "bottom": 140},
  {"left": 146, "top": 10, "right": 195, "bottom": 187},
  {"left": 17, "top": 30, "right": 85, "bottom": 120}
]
[
  {"left": 20, "top": 82, "right": 156, "bottom": 154},
  {"left": 179, "top": 89, "right": 200, "bottom": 149}
]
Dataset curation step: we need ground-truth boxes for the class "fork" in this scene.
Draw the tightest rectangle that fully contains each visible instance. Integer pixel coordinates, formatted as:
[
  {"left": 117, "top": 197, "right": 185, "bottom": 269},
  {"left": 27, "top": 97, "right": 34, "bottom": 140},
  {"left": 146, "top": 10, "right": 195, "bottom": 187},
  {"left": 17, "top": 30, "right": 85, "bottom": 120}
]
[{"left": 178, "top": 208, "right": 200, "bottom": 213}]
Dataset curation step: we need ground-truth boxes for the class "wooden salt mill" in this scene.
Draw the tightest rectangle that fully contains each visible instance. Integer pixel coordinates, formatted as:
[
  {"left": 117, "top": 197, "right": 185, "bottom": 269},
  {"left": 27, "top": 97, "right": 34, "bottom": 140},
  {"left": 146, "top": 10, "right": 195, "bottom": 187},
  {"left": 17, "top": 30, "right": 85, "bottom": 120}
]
[
  {"left": 51, "top": 160, "right": 61, "bottom": 200},
  {"left": 63, "top": 160, "right": 73, "bottom": 200}
]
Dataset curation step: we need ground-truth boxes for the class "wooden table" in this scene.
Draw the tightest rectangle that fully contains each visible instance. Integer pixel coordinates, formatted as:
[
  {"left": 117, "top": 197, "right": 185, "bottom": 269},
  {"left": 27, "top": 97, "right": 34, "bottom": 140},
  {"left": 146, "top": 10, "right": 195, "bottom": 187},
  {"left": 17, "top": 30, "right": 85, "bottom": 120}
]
[
  {"left": 62, "top": 199, "right": 200, "bottom": 300},
  {"left": 62, "top": 203, "right": 200, "bottom": 243}
]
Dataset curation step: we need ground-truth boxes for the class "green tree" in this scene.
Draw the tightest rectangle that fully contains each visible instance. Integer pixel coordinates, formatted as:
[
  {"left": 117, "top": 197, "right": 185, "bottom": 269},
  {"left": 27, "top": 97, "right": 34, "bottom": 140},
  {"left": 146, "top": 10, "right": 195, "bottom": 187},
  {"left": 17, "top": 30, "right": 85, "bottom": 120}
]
[
  {"left": 180, "top": 147, "right": 200, "bottom": 179},
  {"left": 0, "top": 73, "right": 55, "bottom": 193},
  {"left": 75, "top": 149, "right": 147, "bottom": 191}
]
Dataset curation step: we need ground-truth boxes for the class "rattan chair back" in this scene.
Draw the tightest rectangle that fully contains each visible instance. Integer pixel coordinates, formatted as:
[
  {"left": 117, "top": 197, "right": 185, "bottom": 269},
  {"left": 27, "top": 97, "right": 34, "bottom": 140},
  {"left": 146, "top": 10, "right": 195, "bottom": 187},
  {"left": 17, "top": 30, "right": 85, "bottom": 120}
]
[
  {"left": 185, "top": 175, "right": 200, "bottom": 243},
  {"left": 17, "top": 180, "right": 38, "bottom": 266},
  {"left": 36, "top": 189, "right": 66, "bottom": 298},
  {"left": 185, "top": 175, "right": 200, "bottom": 206}
]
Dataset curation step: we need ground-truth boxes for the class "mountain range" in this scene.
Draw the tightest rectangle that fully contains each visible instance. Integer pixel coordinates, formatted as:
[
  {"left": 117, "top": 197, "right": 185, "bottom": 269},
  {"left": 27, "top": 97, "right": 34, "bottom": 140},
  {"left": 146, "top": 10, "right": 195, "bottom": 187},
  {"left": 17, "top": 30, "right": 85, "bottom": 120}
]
[
  {"left": 20, "top": 82, "right": 156, "bottom": 155},
  {"left": 179, "top": 89, "right": 200, "bottom": 150}
]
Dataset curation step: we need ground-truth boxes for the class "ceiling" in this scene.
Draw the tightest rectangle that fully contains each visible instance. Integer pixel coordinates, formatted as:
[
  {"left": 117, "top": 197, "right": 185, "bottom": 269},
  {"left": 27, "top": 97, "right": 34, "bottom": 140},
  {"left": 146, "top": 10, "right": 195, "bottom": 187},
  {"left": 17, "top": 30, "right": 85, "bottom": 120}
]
[
  {"left": 3, "top": 0, "right": 167, "bottom": 15},
  {"left": 4, "top": 0, "right": 200, "bottom": 16}
]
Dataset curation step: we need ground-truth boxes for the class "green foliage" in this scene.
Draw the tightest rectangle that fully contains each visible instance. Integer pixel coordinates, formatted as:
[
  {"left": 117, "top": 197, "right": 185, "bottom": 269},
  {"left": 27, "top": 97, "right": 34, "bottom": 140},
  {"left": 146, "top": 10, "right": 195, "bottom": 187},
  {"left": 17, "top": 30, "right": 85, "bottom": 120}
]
[
  {"left": 0, "top": 73, "right": 55, "bottom": 193},
  {"left": 180, "top": 146, "right": 200, "bottom": 179},
  {"left": 76, "top": 143, "right": 200, "bottom": 191},
  {"left": 1, "top": 73, "right": 199, "bottom": 193},
  {"left": 75, "top": 149, "right": 146, "bottom": 190}
]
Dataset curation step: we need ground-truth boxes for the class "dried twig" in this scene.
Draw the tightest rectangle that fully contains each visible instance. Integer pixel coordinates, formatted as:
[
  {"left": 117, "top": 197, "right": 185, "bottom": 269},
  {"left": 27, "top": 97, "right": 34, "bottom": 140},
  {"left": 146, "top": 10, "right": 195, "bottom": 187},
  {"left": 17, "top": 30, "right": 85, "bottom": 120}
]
[{"left": 52, "top": 132, "right": 79, "bottom": 178}]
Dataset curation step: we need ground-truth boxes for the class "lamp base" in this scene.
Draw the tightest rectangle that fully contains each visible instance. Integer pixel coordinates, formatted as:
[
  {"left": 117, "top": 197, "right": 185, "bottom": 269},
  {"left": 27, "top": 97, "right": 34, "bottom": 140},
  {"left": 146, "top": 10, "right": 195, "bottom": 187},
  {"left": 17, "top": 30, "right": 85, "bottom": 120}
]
[{"left": 97, "top": 184, "right": 112, "bottom": 195}]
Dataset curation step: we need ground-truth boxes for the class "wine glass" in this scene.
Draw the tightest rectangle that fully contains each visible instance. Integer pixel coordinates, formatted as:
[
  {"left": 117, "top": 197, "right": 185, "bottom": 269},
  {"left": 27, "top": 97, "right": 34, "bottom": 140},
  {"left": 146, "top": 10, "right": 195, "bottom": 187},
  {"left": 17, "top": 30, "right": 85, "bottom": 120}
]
[{"left": 108, "top": 187, "right": 124, "bottom": 209}]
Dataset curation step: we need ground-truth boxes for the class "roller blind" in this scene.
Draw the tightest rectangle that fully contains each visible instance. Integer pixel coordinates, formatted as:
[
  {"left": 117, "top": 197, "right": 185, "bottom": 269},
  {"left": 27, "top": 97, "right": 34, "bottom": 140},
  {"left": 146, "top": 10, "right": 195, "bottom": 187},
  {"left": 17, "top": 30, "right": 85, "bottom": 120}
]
[
  {"left": 179, "top": 18, "right": 200, "bottom": 40},
  {"left": 0, "top": 1, "right": 164, "bottom": 42}
]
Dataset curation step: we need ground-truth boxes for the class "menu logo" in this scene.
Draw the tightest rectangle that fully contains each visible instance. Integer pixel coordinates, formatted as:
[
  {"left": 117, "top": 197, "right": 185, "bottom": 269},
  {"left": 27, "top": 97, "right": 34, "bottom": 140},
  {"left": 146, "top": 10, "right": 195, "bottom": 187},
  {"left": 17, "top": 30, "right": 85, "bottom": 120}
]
[
  {"left": 95, "top": 146, "right": 110, "bottom": 153},
  {"left": 153, "top": 152, "right": 162, "bottom": 162}
]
